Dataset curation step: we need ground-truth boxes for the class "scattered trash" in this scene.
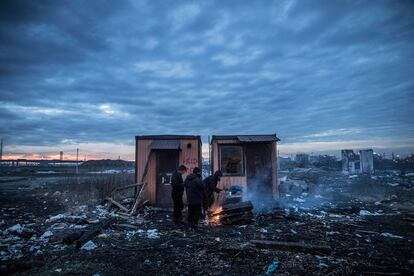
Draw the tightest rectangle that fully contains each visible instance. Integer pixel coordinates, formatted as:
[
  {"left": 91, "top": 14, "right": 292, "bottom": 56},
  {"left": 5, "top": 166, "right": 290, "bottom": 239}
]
[
  {"left": 80, "top": 240, "right": 98, "bottom": 250},
  {"left": 381, "top": 232, "right": 404, "bottom": 239},
  {"left": 293, "top": 197, "right": 305, "bottom": 203},
  {"left": 264, "top": 259, "right": 279, "bottom": 275},
  {"left": 359, "top": 210, "right": 381, "bottom": 216},
  {"left": 40, "top": 230, "right": 53, "bottom": 239},
  {"left": 147, "top": 229, "right": 160, "bottom": 239},
  {"left": 7, "top": 224, "right": 23, "bottom": 234}
]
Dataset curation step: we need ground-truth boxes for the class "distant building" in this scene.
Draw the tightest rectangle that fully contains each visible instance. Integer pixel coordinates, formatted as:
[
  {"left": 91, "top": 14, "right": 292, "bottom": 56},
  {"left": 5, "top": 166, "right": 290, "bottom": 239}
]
[
  {"left": 342, "top": 149, "right": 374, "bottom": 174},
  {"left": 342, "top": 150, "right": 358, "bottom": 174},
  {"left": 278, "top": 156, "right": 294, "bottom": 171},
  {"left": 295, "top": 153, "right": 309, "bottom": 167},
  {"left": 360, "top": 149, "right": 374, "bottom": 174}
]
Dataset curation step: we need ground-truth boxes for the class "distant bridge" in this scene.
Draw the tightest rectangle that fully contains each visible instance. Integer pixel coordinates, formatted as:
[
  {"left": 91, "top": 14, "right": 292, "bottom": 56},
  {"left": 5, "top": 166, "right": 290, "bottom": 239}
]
[{"left": 0, "top": 159, "right": 83, "bottom": 167}]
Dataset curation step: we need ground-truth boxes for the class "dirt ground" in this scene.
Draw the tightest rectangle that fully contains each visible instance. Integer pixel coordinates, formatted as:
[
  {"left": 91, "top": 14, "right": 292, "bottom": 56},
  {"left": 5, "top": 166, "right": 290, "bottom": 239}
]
[{"left": 1, "top": 172, "right": 414, "bottom": 275}]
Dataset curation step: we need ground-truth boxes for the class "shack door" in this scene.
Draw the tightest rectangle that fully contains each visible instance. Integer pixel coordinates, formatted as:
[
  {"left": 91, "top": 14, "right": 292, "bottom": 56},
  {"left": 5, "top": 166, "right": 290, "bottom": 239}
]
[
  {"left": 245, "top": 143, "right": 273, "bottom": 200},
  {"left": 156, "top": 150, "right": 179, "bottom": 207}
]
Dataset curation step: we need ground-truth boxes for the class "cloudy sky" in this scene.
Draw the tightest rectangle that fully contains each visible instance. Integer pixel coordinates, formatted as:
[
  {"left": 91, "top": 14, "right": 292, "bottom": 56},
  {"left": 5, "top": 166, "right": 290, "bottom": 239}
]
[{"left": 0, "top": 0, "right": 413, "bottom": 160}]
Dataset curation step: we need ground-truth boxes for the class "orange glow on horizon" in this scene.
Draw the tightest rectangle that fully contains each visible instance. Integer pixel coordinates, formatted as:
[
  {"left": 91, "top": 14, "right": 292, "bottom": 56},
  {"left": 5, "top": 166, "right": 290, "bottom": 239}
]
[{"left": 1, "top": 153, "right": 106, "bottom": 161}]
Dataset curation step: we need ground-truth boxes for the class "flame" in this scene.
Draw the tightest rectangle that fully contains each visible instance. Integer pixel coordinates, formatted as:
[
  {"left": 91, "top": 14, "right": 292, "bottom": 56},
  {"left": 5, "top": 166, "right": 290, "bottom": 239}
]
[{"left": 208, "top": 206, "right": 222, "bottom": 223}]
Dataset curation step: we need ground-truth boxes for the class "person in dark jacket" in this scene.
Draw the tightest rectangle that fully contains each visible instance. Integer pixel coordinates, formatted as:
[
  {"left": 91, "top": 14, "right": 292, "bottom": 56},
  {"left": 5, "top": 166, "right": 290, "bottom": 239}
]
[
  {"left": 202, "top": 170, "right": 223, "bottom": 217},
  {"left": 184, "top": 167, "right": 203, "bottom": 229},
  {"left": 171, "top": 165, "right": 187, "bottom": 223}
]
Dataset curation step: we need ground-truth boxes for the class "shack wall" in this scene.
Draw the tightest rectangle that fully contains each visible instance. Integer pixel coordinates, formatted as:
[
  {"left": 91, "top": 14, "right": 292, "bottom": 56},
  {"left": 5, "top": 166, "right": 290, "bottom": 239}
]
[
  {"left": 135, "top": 138, "right": 201, "bottom": 205},
  {"left": 211, "top": 138, "right": 278, "bottom": 199},
  {"left": 271, "top": 141, "right": 279, "bottom": 199}
]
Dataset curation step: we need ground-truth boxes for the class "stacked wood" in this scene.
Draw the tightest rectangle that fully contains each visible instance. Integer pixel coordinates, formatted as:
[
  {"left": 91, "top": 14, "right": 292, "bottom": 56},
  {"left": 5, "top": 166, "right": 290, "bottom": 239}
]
[{"left": 211, "top": 201, "right": 254, "bottom": 224}]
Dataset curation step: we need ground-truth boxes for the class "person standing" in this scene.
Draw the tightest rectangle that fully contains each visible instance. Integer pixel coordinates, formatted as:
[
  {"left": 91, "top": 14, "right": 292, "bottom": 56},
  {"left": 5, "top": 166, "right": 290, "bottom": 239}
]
[
  {"left": 202, "top": 170, "right": 223, "bottom": 217},
  {"left": 171, "top": 165, "right": 187, "bottom": 223},
  {"left": 184, "top": 167, "right": 203, "bottom": 229}
]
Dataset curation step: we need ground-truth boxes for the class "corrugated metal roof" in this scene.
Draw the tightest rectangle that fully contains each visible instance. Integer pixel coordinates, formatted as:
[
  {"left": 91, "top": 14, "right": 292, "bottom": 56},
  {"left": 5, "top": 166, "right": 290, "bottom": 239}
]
[
  {"left": 237, "top": 135, "right": 279, "bottom": 142},
  {"left": 149, "top": 140, "right": 180, "bottom": 150}
]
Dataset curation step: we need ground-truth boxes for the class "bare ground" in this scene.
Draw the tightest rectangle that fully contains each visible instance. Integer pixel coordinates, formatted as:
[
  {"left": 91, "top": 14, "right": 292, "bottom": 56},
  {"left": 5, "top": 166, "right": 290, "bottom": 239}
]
[{"left": 1, "top": 172, "right": 414, "bottom": 275}]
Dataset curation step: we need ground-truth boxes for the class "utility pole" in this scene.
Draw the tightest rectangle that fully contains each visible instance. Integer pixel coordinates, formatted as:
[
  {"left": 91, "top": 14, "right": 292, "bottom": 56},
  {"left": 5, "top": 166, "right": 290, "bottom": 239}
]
[
  {"left": 0, "top": 138, "right": 3, "bottom": 161},
  {"left": 76, "top": 148, "right": 79, "bottom": 174},
  {"left": 208, "top": 135, "right": 211, "bottom": 174}
]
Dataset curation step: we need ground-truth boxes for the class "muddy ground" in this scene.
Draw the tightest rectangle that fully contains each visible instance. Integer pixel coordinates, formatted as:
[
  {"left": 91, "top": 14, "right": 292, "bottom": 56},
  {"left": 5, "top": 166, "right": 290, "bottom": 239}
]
[{"left": 1, "top": 171, "right": 414, "bottom": 275}]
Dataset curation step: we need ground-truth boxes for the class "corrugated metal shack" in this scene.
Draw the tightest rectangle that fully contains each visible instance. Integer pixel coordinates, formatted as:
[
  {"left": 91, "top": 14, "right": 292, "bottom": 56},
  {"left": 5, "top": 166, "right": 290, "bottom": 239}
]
[
  {"left": 210, "top": 134, "right": 280, "bottom": 200},
  {"left": 135, "top": 135, "right": 202, "bottom": 207}
]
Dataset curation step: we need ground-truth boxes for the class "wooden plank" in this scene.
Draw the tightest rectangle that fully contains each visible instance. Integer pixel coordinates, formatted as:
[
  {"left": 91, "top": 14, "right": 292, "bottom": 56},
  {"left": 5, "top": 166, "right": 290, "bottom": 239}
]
[
  {"left": 105, "top": 197, "right": 129, "bottom": 212},
  {"left": 130, "top": 182, "right": 147, "bottom": 215},
  {"left": 75, "top": 218, "right": 116, "bottom": 248},
  {"left": 250, "top": 240, "right": 332, "bottom": 255}
]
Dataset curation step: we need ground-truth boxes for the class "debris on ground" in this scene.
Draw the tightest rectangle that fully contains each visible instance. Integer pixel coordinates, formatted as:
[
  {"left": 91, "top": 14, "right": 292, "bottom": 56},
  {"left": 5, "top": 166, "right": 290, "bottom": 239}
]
[{"left": 0, "top": 170, "right": 413, "bottom": 274}]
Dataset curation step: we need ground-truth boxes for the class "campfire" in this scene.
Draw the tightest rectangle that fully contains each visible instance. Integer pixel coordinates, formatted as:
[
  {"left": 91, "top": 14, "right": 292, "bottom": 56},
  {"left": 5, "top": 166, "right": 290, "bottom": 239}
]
[
  {"left": 208, "top": 206, "right": 223, "bottom": 223},
  {"left": 208, "top": 201, "right": 253, "bottom": 224}
]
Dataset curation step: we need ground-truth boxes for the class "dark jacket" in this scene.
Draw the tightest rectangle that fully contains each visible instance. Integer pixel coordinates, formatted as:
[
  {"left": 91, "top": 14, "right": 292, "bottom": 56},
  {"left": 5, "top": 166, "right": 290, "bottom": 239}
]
[
  {"left": 185, "top": 173, "right": 204, "bottom": 205},
  {"left": 171, "top": 170, "right": 184, "bottom": 195},
  {"left": 203, "top": 175, "right": 222, "bottom": 195}
]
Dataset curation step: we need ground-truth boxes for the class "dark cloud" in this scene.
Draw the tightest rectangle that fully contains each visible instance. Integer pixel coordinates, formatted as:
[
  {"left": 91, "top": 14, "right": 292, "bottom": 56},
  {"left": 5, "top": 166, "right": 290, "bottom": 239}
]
[{"left": 0, "top": 0, "right": 413, "bottom": 156}]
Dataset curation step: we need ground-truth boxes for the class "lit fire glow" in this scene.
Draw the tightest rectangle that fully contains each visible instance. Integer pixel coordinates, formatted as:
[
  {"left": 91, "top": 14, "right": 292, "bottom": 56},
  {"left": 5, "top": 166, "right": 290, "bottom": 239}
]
[{"left": 208, "top": 206, "right": 222, "bottom": 223}]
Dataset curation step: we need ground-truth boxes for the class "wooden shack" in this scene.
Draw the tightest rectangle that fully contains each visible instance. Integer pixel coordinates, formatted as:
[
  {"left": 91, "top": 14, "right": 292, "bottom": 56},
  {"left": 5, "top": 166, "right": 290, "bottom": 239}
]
[
  {"left": 135, "top": 135, "right": 202, "bottom": 207},
  {"left": 210, "top": 134, "right": 280, "bottom": 200}
]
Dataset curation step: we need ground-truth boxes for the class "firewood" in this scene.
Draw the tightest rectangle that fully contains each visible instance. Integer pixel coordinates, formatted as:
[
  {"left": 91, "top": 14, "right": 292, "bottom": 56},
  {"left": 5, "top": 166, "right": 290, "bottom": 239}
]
[
  {"left": 220, "top": 201, "right": 253, "bottom": 214},
  {"left": 105, "top": 197, "right": 129, "bottom": 212}
]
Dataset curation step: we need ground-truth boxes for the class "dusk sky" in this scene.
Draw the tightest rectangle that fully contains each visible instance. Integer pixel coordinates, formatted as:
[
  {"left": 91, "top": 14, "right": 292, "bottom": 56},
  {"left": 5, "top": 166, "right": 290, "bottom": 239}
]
[{"left": 0, "top": 0, "right": 413, "bottom": 160}]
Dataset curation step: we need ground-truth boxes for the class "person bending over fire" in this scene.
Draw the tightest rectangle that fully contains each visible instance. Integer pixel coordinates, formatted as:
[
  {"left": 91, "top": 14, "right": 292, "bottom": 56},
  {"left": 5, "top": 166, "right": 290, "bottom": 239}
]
[
  {"left": 171, "top": 165, "right": 187, "bottom": 224},
  {"left": 184, "top": 167, "right": 204, "bottom": 229},
  {"left": 202, "top": 170, "right": 223, "bottom": 218}
]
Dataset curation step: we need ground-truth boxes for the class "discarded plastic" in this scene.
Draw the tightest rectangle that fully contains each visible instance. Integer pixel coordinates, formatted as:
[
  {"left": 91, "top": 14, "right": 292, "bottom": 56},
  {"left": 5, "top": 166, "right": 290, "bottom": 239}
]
[
  {"left": 147, "top": 229, "right": 160, "bottom": 239},
  {"left": 7, "top": 224, "right": 23, "bottom": 234},
  {"left": 264, "top": 259, "right": 279, "bottom": 275},
  {"left": 381, "top": 232, "right": 404, "bottom": 239},
  {"left": 80, "top": 240, "right": 98, "bottom": 250},
  {"left": 293, "top": 197, "right": 305, "bottom": 203},
  {"left": 359, "top": 210, "right": 381, "bottom": 216},
  {"left": 40, "top": 230, "right": 53, "bottom": 239}
]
